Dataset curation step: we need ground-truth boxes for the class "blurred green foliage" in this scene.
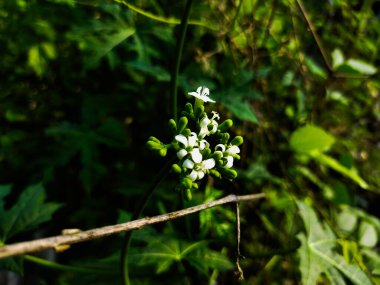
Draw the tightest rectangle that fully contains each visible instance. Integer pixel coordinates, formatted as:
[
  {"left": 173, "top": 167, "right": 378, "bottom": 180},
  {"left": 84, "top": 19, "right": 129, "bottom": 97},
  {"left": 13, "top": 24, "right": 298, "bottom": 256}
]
[{"left": 0, "top": 0, "right": 380, "bottom": 284}]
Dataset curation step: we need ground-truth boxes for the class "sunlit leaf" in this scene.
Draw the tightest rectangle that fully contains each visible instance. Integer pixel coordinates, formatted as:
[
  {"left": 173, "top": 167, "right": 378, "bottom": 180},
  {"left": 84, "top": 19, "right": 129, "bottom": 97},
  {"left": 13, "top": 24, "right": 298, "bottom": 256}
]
[
  {"left": 290, "top": 125, "right": 335, "bottom": 154},
  {"left": 359, "top": 221, "right": 378, "bottom": 248},
  {"left": 311, "top": 153, "right": 369, "bottom": 190}
]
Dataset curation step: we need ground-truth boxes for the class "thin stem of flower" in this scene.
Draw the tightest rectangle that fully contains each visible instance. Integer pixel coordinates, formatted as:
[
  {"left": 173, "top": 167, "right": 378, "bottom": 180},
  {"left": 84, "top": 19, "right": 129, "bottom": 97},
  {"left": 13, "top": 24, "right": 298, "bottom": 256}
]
[
  {"left": 25, "top": 254, "right": 111, "bottom": 274},
  {"left": 170, "top": 0, "right": 193, "bottom": 122},
  {"left": 121, "top": 157, "right": 175, "bottom": 285}
]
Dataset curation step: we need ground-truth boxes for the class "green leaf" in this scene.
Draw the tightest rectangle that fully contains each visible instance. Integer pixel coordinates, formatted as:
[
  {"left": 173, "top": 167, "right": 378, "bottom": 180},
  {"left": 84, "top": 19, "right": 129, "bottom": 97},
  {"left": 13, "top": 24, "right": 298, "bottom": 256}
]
[
  {"left": 311, "top": 153, "right": 369, "bottom": 190},
  {"left": 0, "top": 184, "right": 62, "bottom": 241},
  {"left": 359, "top": 222, "right": 378, "bottom": 248},
  {"left": 345, "top": 59, "right": 377, "bottom": 75},
  {"left": 290, "top": 125, "right": 335, "bottom": 154},
  {"left": 221, "top": 98, "right": 258, "bottom": 123},
  {"left": 297, "top": 201, "right": 372, "bottom": 285},
  {"left": 305, "top": 58, "right": 327, "bottom": 79},
  {"left": 332, "top": 49, "right": 345, "bottom": 69}
]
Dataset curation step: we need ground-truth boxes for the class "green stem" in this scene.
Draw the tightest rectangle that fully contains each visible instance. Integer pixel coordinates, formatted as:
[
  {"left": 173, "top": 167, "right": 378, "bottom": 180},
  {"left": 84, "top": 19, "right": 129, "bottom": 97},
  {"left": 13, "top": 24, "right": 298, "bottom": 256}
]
[
  {"left": 170, "top": 0, "right": 193, "bottom": 122},
  {"left": 121, "top": 157, "right": 174, "bottom": 285},
  {"left": 25, "top": 255, "right": 109, "bottom": 274}
]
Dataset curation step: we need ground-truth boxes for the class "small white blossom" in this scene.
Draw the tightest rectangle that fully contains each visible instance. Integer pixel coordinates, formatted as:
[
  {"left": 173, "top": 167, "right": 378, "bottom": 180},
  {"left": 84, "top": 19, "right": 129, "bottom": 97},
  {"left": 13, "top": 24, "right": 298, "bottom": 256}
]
[
  {"left": 188, "top": 86, "right": 215, "bottom": 103},
  {"left": 175, "top": 132, "right": 197, "bottom": 148},
  {"left": 215, "top": 144, "right": 240, "bottom": 169},
  {"left": 187, "top": 158, "right": 216, "bottom": 181},
  {"left": 199, "top": 112, "right": 219, "bottom": 138}
]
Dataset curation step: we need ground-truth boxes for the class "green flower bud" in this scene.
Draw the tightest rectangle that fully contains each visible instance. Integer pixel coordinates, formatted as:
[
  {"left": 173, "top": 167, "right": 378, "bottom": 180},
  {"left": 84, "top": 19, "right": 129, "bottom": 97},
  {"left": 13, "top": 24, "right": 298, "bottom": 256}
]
[
  {"left": 181, "top": 177, "right": 193, "bottom": 189},
  {"left": 171, "top": 164, "right": 182, "bottom": 174},
  {"left": 159, "top": 147, "right": 167, "bottom": 157},
  {"left": 185, "top": 188, "right": 192, "bottom": 201},
  {"left": 210, "top": 169, "right": 222, "bottom": 179},
  {"left": 192, "top": 182, "right": 199, "bottom": 190},
  {"left": 168, "top": 119, "right": 177, "bottom": 134},
  {"left": 184, "top": 103, "right": 193, "bottom": 114},
  {"left": 218, "top": 119, "right": 233, "bottom": 132},
  {"left": 177, "top": 116, "right": 188, "bottom": 134},
  {"left": 230, "top": 136, "right": 244, "bottom": 146},
  {"left": 146, "top": 140, "right": 162, "bottom": 150},
  {"left": 219, "top": 133, "right": 230, "bottom": 144},
  {"left": 220, "top": 168, "right": 238, "bottom": 180},
  {"left": 201, "top": 147, "right": 211, "bottom": 157},
  {"left": 182, "top": 128, "right": 191, "bottom": 136},
  {"left": 148, "top": 136, "right": 161, "bottom": 144},
  {"left": 232, "top": 154, "right": 241, "bottom": 160},
  {"left": 211, "top": 151, "right": 223, "bottom": 161},
  {"left": 194, "top": 105, "right": 205, "bottom": 119}
]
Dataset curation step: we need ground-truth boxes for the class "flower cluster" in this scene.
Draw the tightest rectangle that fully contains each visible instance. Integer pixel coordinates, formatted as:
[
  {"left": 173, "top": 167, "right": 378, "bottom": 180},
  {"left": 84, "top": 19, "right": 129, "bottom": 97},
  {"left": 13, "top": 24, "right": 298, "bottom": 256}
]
[{"left": 147, "top": 86, "right": 243, "bottom": 200}]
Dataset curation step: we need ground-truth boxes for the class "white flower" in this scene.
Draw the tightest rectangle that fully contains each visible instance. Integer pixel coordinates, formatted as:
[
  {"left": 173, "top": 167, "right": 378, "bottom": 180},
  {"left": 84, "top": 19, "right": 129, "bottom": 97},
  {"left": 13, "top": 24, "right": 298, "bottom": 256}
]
[
  {"left": 225, "top": 156, "right": 234, "bottom": 168},
  {"left": 215, "top": 144, "right": 240, "bottom": 169},
  {"left": 190, "top": 148, "right": 202, "bottom": 163},
  {"left": 175, "top": 132, "right": 198, "bottom": 148},
  {"left": 199, "top": 112, "right": 219, "bottom": 138},
  {"left": 188, "top": 86, "right": 215, "bottom": 103},
  {"left": 226, "top": 145, "right": 240, "bottom": 155},
  {"left": 185, "top": 158, "right": 216, "bottom": 181}
]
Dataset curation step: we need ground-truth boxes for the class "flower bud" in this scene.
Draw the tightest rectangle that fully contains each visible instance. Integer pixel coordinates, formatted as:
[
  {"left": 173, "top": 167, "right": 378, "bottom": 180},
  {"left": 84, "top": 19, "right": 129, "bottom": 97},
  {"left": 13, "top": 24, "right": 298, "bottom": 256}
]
[
  {"left": 218, "top": 133, "right": 230, "bottom": 144},
  {"left": 185, "top": 188, "right": 192, "bottom": 201},
  {"left": 194, "top": 105, "right": 205, "bottom": 119},
  {"left": 220, "top": 168, "right": 238, "bottom": 180},
  {"left": 210, "top": 169, "right": 222, "bottom": 179},
  {"left": 177, "top": 116, "right": 188, "bottom": 133},
  {"left": 181, "top": 177, "right": 193, "bottom": 189},
  {"left": 201, "top": 147, "right": 211, "bottom": 157},
  {"left": 218, "top": 119, "right": 233, "bottom": 132},
  {"left": 168, "top": 119, "right": 177, "bottom": 134},
  {"left": 230, "top": 136, "right": 244, "bottom": 146},
  {"left": 171, "top": 164, "right": 182, "bottom": 174},
  {"left": 182, "top": 128, "right": 191, "bottom": 136},
  {"left": 148, "top": 136, "right": 161, "bottom": 144},
  {"left": 184, "top": 103, "right": 193, "bottom": 114},
  {"left": 211, "top": 151, "right": 223, "bottom": 161},
  {"left": 192, "top": 182, "right": 199, "bottom": 190},
  {"left": 146, "top": 140, "right": 161, "bottom": 150},
  {"left": 159, "top": 147, "right": 167, "bottom": 157}
]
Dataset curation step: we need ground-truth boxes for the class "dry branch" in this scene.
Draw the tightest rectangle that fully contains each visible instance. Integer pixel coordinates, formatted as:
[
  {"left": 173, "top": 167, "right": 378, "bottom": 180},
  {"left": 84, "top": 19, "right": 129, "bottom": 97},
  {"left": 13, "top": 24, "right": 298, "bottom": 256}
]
[{"left": 0, "top": 193, "right": 265, "bottom": 259}]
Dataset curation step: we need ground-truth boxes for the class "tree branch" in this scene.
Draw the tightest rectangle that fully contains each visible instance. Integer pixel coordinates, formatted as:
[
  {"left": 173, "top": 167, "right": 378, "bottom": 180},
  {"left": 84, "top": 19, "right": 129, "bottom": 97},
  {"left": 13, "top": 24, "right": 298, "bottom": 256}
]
[{"left": 0, "top": 193, "right": 265, "bottom": 259}]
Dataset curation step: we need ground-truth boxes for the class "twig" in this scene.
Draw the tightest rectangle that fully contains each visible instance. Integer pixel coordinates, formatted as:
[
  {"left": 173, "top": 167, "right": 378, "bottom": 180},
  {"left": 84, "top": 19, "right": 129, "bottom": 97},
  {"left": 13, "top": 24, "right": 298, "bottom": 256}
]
[
  {"left": 0, "top": 193, "right": 266, "bottom": 259},
  {"left": 235, "top": 200, "right": 244, "bottom": 281}
]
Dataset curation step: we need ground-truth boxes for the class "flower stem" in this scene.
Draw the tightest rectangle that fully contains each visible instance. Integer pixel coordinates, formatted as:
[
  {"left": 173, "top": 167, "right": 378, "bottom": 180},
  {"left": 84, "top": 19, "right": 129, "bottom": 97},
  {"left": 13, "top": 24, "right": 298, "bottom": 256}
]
[
  {"left": 170, "top": 0, "right": 193, "bottom": 122},
  {"left": 121, "top": 157, "right": 174, "bottom": 285},
  {"left": 25, "top": 254, "right": 109, "bottom": 274}
]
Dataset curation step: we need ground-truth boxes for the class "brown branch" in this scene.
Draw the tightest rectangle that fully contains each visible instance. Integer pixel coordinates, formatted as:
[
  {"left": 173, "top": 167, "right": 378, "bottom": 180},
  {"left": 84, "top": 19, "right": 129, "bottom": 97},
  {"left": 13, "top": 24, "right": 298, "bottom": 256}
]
[{"left": 0, "top": 193, "right": 266, "bottom": 259}]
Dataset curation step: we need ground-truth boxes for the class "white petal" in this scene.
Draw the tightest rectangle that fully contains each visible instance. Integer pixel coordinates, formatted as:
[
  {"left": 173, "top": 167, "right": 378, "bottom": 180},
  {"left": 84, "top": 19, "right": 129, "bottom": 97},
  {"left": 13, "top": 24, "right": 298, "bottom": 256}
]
[
  {"left": 225, "top": 156, "right": 234, "bottom": 168},
  {"left": 201, "top": 87, "right": 209, "bottom": 97},
  {"left": 202, "top": 96, "right": 216, "bottom": 103},
  {"left": 228, "top": 145, "right": 240, "bottom": 154},
  {"left": 191, "top": 148, "right": 202, "bottom": 163},
  {"left": 211, "top": 111, "right": 220, "bottom": 120},
  {"left": 198, "top": 127, "right": 208, "bottom": 139},
  {"left": 199, "top": 139, "right": 209, "bottom": 150},
  {"left": 200, "top": 116, "right": 210, "bottom": 128},
  {"left": 188, "top": 170, "right": 198, "bottom": 181},
  {"left": 175, "top": 134, "right": 188, "bottom": 147},
  {"left": 215, "top": 144, "right": 226, "bottom": 152},
  {"left": 197, "top": 171, "right": 205, "bottom": 180},
  {"left": 210, "top": 122, "right": 218, "bottom": 134},
  {"left": 183, "top": 159, "right": 194, "bottom": 169},
  {"left": 188, "top": 132, "right": 198, "bottom": 147},
  {"left": 202, "top": 158, "right": 215, "bottom": 170},
  {"left": 196, "top": 86, "right": 202, "bottom": 94},
  {"left": 177, "top": 149, "right": 187, "bottom": 159}
]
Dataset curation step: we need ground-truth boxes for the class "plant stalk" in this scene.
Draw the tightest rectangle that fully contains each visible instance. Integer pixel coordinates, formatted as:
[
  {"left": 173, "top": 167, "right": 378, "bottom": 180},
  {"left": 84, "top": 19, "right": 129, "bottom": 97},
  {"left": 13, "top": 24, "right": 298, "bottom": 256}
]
[{"left": 170, "top": 0, "right": 193, "bottom": 122}]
